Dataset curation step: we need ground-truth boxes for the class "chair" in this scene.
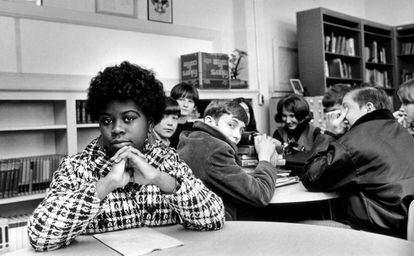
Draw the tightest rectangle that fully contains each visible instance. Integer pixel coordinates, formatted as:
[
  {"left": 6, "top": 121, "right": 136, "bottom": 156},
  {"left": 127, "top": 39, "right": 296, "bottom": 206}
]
[{"left": 408, "top": 200, "right": 414, "bottom": 242}]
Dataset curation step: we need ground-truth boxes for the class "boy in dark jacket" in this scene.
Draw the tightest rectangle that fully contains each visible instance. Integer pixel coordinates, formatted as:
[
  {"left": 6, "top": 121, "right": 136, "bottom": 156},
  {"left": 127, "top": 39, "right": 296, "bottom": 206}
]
[
  {"left": 177, "top": 100, "right": 279, "bottom": 220},
  {"left": 302, "top": 84, "right": 414, "bottom": 238}
]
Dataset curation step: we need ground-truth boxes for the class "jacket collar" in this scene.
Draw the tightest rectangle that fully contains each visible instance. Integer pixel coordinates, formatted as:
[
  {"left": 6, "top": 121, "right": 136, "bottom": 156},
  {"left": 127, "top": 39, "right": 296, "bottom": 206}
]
[
  {"left": 350, "top": 109, "right": 394, "bottom": 130},
  {"left": 192, "top": 121, "right": 238, "bottom": 151}
]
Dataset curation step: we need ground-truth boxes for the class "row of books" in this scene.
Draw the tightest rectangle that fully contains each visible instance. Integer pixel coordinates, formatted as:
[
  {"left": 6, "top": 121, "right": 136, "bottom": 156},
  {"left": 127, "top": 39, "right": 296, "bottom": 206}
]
[
  {"left": 0, "top": 154, "right": 65, "bottom": 199},
  {"left": 365, "top": 69, "right": 391, "bottom": 88},
  {"left": 76, "top": 100, "right": 94, "bottom": 124},
  {"left": 400, "top": 42, "right": 414, "bottom": 55},
  {"left": 364, "top": 41, "right": 387, "bottom": 64},
  {"left": 324, "top": 58, "right": 353, "bottom": 79},
  {"left": 324, "top": 33, "right": 356, "bottom": 56},
  {"left": 0, "top": 215, "right": 30, "bottom": 254}
]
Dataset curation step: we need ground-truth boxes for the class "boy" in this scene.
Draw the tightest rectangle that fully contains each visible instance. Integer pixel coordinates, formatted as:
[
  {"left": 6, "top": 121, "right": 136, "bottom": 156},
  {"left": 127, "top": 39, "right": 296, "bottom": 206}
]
[
  {"left": 177, "top": 100, "right": 279, "bottom": 220},
  {"left": 302, "top": 84, "right": 414, "bottom": 238},
  {"left": 28, "top": 61, "right": 225, "bottom": 251},
  {"left": 152, "top": 97, "right": 180, "bottom": 146}
]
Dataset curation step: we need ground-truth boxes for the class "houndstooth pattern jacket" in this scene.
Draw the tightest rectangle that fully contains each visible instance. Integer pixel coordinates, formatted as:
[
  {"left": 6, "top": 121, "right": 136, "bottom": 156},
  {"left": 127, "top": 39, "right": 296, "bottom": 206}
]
[{"left": 28, "top": 137, "right": 225, "bottom": 251}]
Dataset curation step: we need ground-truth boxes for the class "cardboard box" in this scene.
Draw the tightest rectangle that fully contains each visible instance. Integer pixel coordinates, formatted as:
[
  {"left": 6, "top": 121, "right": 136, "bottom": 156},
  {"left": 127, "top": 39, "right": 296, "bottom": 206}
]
[{"left": 181, "top": 52, "right": 230, "bottom": 89}]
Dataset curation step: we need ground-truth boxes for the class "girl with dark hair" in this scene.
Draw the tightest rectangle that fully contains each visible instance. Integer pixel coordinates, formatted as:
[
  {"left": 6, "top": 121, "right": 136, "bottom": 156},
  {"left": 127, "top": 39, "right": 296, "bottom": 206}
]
[
  {"left": 273, "top": 94, "right": 320, "bottom": 153},
  {"left": 169, "top": 82, "right": 200, "bottom": 148},
  {"left": 152, "top": 97, "right": 181, "bottom": 146}
]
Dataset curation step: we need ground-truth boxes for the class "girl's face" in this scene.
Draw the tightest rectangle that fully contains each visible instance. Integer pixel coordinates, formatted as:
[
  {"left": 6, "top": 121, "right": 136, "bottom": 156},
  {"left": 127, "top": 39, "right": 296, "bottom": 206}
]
[
  {"left": 153, "top": 114, "right": 179, "bottom": 140},
  {"left": 281, "top": 107, "right": 299, "bottom": 130},
  {"left": 98, "top": 100, "right": 148, "bottom": 156},
  {"left": 176, "top": 97, "right": 195, "bottom": 116}
]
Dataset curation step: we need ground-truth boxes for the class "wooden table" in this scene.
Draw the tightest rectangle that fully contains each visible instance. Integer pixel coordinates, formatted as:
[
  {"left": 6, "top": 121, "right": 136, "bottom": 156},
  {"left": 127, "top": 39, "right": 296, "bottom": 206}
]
[{"left": 6, "top": 221, "right": 414, "bottom": 256}]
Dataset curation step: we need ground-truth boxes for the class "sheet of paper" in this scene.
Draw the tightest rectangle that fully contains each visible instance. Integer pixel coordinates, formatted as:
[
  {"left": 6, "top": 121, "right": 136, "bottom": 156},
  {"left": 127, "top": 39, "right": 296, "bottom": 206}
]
[{"left": 93, "top": 227, "right": 183, "bottom": 256}]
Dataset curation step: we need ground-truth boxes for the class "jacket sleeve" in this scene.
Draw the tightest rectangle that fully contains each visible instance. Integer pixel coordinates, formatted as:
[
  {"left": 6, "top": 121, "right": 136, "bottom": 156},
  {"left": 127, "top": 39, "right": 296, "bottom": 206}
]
[
  {"left": 301, "top": 133, "right": 357, "bottom": 192},
  {"left": 27, "top": 158, "right": 102, "bottom": 251},
  {"left": 205, "top": 145, "right": 277, "bottom": 207},
  {"left": 160, "top": 151, "right": 225, "bottom": 231}
]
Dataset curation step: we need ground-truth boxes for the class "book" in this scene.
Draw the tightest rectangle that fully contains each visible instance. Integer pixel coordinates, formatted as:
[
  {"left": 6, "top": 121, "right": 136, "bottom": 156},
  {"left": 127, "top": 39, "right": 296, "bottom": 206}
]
[
  {"left": 276, "top": 176, "right": 300, "bottom": 188},
  {"left": 93, "top": 227, "right": 183, "bottom": 256}
]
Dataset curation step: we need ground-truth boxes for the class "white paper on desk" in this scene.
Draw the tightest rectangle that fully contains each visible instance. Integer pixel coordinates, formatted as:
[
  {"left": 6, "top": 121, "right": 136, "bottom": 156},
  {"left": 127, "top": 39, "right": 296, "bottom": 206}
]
[{"left": 93, "top": 227, "right": 183, "bottom": 256}]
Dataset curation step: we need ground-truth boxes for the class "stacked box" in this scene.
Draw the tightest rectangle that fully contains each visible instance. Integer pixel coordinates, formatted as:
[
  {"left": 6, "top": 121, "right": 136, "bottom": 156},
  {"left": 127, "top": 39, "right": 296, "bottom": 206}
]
[{"left": 181, "top": 52, "right": 230, "bottom": 89}]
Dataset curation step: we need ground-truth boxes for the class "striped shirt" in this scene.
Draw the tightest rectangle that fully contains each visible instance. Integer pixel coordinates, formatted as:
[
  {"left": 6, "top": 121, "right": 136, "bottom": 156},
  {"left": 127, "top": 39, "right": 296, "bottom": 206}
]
[{"left": 28, "top": 137, "right": 225, "bottom": 251}]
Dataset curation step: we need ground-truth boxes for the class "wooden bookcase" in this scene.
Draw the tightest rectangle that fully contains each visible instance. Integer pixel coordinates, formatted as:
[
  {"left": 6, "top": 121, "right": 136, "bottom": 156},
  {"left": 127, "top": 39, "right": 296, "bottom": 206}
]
[
  {"left": 0, "top": 91, "right": 100, "bottom": 214},
  {"left": 297, "top": 8, "right": 399, "bottom": 107},
  {"left": 395, "top": 24, "right": 414, "bottom": 87}
]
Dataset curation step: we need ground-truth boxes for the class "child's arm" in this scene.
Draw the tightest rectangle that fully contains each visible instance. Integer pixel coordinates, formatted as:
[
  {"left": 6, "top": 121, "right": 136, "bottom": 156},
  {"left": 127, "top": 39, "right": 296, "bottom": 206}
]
[
  {"left": 27, "top": 157, "right": 103, "bottom": 251},
  {"left": 144, "top": 147, "right": 225, "bottom": 231}
]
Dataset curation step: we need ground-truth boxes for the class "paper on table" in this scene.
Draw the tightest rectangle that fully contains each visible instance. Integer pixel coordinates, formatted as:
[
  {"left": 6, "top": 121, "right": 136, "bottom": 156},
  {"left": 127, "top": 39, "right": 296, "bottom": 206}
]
[{"left": 93, "top": 227, "right": 183, "bottom": 256}]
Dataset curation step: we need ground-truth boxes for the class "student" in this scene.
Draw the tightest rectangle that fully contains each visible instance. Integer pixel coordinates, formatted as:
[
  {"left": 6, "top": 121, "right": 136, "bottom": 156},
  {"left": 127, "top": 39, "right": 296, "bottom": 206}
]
[
  {"left": 234, "top": 97, "right": 258, "bottom": 132},
  {"left": 27, "top": 61, "right": 225, "bottom": 251},
  {"left": 169, "top": 82, "right": 200, "bottom": 149},
  {"left": 322, "top": 84, "right": 351, "bottom": 133},
  {"left": 177, "top": 100, "right": 279, "bottom": 221},
  {"left": 302, "top": 84, "right": 414, "bottom": 238},
  {"left": 322, "top": 84, "right": 351, "bottom": 113},
  {"left": 151, "top": 97, "right": 180, "bottom": 146},
  {"left": 273, "top": 94, "right": 320, "bottom": 153},
  {"left": 394, "top": 79, "right": 414, "bottom": 135}
]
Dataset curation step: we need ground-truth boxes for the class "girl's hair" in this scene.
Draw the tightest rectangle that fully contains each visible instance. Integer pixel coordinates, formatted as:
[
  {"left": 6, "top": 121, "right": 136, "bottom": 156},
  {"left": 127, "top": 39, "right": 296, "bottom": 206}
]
[
  {"left": 170, "top": 82, "right": 199, "bottom": 106},
  {"left": 274, "top": 94, "right": 311, "bottom": 123},
  {"left": 86, "top": 61, "right": 166, "bottom": 124},
  {"left": 164, "top": 97, "right": 181, "bottom": 116},
  {"left": 204, "top": 100, "right": 249, "bottom": 125},
  {"left": 397, "top": 79, "right": 414, "bottom": 105}
]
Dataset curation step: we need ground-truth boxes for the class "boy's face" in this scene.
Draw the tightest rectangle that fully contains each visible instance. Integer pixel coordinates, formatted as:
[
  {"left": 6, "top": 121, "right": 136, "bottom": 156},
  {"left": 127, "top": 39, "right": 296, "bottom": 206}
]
[
  {"left": 401, "top": 102, "right": 414, "bottom": 124},
  {"left": 99, "top": 100, "right": 148, "bottom": 156},
  {"left": 176, "top": 97, "right": 195, "bottom": 117},
  {"left": 281, "top": 108, "right": 298, "bottom": 130},
  {"left": 342, "top": 91, "right": 370, "bottom": 126},
  {"left": 153, "top": 114, "right": 179, "bottom": 140},
  {"left": 206, "top": 114, "right": 245, "bottom": 144}
]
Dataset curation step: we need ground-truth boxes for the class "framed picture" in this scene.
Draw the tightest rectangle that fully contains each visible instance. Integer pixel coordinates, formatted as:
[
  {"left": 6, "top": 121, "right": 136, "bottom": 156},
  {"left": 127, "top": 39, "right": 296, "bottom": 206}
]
[
  {"left": 96, "top": 0, "right": 137, "bottom": 18},
  {"left": 289, "top": 79, "right": 304, "bottom": 95},
  {"left": 147, "top": 0, "right": 173, "bottom": 24}
]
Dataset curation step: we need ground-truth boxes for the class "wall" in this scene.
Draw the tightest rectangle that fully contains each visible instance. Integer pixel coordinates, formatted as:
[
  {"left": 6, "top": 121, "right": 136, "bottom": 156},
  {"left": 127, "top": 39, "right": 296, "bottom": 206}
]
[
  {"left": 0, "top": 0, "right": 236, "bottom": 92},
  {"left": 365, "top": 0, "right": 414, "bottom": 26}
]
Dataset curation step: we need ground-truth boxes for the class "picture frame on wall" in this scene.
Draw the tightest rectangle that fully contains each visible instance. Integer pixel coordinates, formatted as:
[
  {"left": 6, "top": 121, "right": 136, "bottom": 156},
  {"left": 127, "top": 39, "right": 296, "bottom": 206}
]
[
  {"left": 147, "top": 0, "right": 173, "bottom": 24},
  {"left": 289, "top": 79, "right": 304, "bottom": 95},
  {"left": 96, "top": 0, "right": 137, "bottom": 18}
]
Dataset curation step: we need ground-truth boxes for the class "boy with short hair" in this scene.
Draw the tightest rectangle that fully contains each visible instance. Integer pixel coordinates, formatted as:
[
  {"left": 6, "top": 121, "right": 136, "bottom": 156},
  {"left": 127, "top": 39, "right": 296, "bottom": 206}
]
[
  {"left": 152, "top": 97, "right": 180, "bottom": 146},
  {"left": 302, "top": 84, "right": 414, "bottom": 238},
  {"left": 28, "top": 61, "right": 225, "bottom": 252},
  {"left": 177, "top": 100, "right": 279, "bottom": 220}
]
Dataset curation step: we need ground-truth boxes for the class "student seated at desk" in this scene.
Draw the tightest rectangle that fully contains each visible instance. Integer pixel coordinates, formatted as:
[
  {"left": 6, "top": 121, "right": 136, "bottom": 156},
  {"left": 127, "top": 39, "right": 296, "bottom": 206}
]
[
  {"left": 27, "top": 61, "right": 225, "bottom": 252},
  {"left": 272, "top": 94, "right": 320, "bottom": 176},
  {"left": 151, "top": 97, "right": 180, "bottom": 147},
  {"left": 169, "top": 82, "right": 200, "bottom": 149},
  {"left": 177, "top": 100, "right": 279, "bottom": 220},
  {"left": 393, "top": 79, "right": 414, "bottom": 136},
  {"left": 302, "top": 84, "right": 414, "bottom": 238}
]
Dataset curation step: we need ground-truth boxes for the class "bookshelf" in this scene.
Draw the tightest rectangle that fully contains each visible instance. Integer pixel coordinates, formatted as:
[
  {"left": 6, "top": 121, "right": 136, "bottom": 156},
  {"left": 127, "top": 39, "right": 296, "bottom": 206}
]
[
  {"left": 395, "top": 24, "right": 414, "bottom": 92},
  {"left": 297, "top": 8, "right": 398, "bottom": 106},
  {"left": 0, "top": 91, "right": 100, "bottom": 210}
]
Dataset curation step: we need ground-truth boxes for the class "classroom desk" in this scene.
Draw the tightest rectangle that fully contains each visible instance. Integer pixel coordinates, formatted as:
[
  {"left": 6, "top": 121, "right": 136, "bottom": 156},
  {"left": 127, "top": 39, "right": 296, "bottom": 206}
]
[
  {"left": 270, "top": 182, "right": 339, "bottom": 204},
  {"left": 5, "top": 221, "right": 414, "bottom": 256}
]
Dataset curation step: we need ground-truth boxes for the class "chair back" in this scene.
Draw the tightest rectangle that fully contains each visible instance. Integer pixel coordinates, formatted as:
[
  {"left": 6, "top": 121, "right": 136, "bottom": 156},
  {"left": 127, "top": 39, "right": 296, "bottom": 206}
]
[{"left": 408, "top": 200, "right": 414, "bottom": 242}]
